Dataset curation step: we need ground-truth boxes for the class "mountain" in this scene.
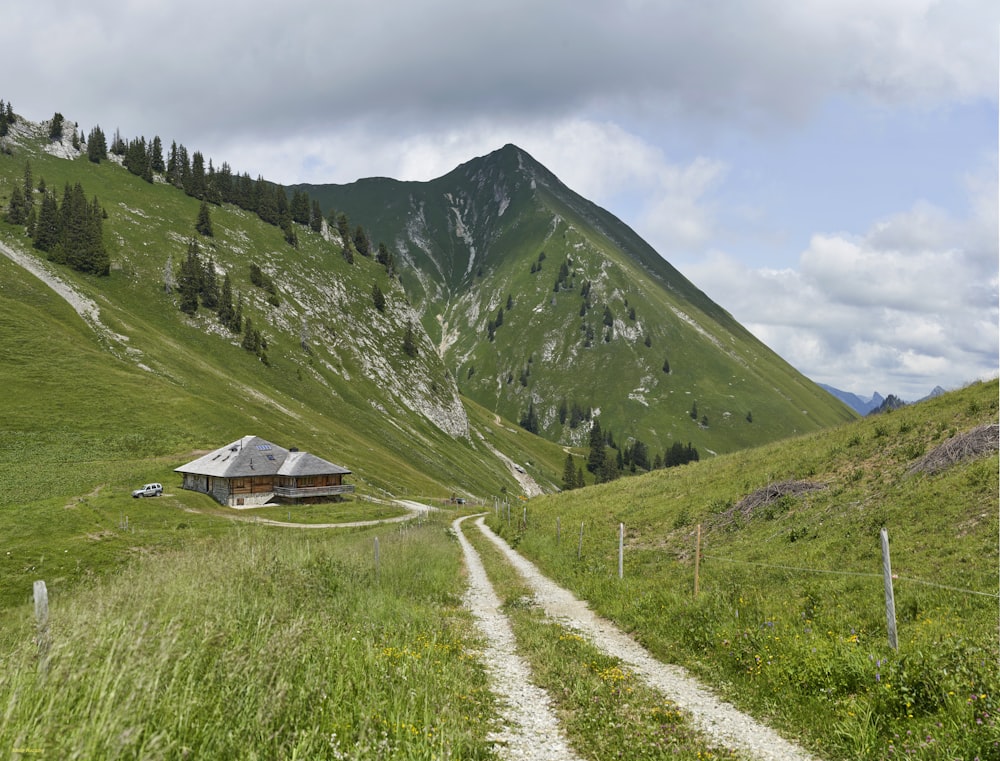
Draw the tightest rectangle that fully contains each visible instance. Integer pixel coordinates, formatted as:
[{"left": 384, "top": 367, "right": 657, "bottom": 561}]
[
  {"left": 818, "top": 384, "right": 885, "bottom": 416},
  {"left": 1, "top": 112, "right": 853, "bottom": 503},
  {"left": 294, "top": 145, "right": 855, "bottom": 455}
]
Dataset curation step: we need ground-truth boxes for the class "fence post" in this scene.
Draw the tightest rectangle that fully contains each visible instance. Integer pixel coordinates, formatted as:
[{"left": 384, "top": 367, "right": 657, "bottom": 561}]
[
  {"left": 618, "top": 522, "right": 624, "bottom": 579},
  {"left": 578, "top": 522, "right": 584, "bottom": 559},
  {"left": 880, "top": 527, "right": 898, "bottom": 650},
  {"left": 34, "top": 580, "right": 49, "bottom": 673},
  {"left": 523, "top": 506, "right": 527, "bottom": 528},
  {"left": 694, "top": 523, "right": 701, "bottom": 598}
]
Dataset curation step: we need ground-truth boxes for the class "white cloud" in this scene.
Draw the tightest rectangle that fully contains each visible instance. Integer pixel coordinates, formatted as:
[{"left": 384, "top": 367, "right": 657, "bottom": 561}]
[{"left": 681, "top": 170, "right": 999, "bottom": 399}]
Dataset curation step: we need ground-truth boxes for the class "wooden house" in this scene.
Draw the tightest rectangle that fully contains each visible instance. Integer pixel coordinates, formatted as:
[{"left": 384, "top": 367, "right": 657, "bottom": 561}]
[{"left": 175, "top": 435, "right": 353, "bottom": 507}]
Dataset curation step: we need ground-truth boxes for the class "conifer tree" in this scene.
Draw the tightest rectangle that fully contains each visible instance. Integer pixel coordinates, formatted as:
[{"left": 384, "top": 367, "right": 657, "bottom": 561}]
[
  {"left": 290, "top": 190, "right": 310, "bottom": 225},
  {"left": 353, "top": 225, "right": 370, "bottom": 257},
  {"left": 372, "top": 282, "right": 386, "bottom": 312},
  {"left": 49, "top": 113, "right": 64, "bottom": 141},
  {"left": 86, "top": 126, "right": 107, "bottom": 163},
  {"left": 310, "top": 200, "right": 323, "bottom": 233},
  {"left": 562, "top": 453, "right": 578, "bottom": 491},
  {"left": 177, "top": 240, "right": 202, "bottom": 315},
  {"left": 402, "top": 321, "right": 418, "bottom": 358},
  {"left": 32, "top": 190, "right": 61, "bottom": 254},
  {"left": 195, "top": 200, "right": 213, "bottom": 236},
  {"left": 335, "top": 212, "right": 351, "bottom": 246},
  {"left": 149, "top": 136, "right": 165, "bottom": 174},
  {"left": 217, "top": 273, "right": 237, "bottom": 331},
  {"left": 6, "top": 185, "right": 26, "bottom": 224},
  {"left": 187, "top": 151, "right": 206, "bottom": 199},
  {"left": 200, "top": 255, "right": 219, "bottom": 309},
  {"left": 587, "top": 418, "right": 605, "bottom": 474}
]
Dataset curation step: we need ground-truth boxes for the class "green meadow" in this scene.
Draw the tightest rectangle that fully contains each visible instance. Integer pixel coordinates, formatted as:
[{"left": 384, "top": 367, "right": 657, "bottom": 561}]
[{"left": 487, "top": 380, "right": 999, "bottom": 760}]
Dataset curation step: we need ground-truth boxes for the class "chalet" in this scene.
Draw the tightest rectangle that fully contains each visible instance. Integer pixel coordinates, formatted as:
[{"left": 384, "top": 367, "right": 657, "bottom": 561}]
[{"left": 175, "top": 435, "right": 353, "bottom": 507}]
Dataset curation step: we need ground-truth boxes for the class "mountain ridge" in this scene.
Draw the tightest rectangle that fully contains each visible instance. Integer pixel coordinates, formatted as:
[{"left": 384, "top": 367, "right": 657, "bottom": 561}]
[{"left": 293, "top": 143, "right": 856, "bottom": 455}]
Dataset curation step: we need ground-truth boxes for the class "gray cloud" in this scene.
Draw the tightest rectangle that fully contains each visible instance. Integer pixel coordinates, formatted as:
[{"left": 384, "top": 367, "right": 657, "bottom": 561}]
[{"left": 4, "top": 0, "right": 996, "bottom": 399}]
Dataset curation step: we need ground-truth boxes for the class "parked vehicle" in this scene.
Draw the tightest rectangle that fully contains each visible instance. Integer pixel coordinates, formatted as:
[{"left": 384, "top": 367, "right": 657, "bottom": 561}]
[{"left": 132, "top": 482, "right": 162, "bottom": 498}]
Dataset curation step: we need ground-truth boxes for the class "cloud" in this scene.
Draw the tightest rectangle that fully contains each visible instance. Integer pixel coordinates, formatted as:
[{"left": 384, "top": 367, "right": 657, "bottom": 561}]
[
  {"left": 681, "top": 167, "right": 999, "bottom": 399},
  {"left": 6, "top": 0, "right": 996, "bottom": 164}
]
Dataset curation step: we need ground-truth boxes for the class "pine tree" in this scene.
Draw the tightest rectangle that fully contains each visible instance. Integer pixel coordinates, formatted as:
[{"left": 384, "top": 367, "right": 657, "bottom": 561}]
[
  {"left": 372, "top": 282, "right": 386, "bottom": 312},
  {"left": 49, "top": 113, "right": 64, "bottom": 141},
  {"left": 86, "top": 126, "right": 107, "bottom": 163},
  {"left": 200, "top": 255, "right": 219, "bottom": 309},
  {"left": 177, "top": 240, "right": 202, "bottom": 315},
  {"left": 353, "top": 225, "right": 370, "bottom": 257},
  {"left": 217, "top": 273, "right": 236, "bottom": 330},
  {"left": 6, "top": 185, "right": 26, "bottom": 224},
  {"left": 195, "top": 200, "right": 213, "bottom": 236},
  {"left": 662, "top": 357, "right": 670, "bottom": 373},
  {"left": 587, "top": 418, "right": 605, "bottom": 474},
  {"left": 402, "top": 321, "right": 418, "bottom": 358},
  {"left": 189, "top": 151, "right": 206, "bottom": 199},
  {"left": 562, "top": 453, "right": 578, "bottom": 491},
  {"left": 32, "top": 190, "right": 61, "bottom": 255},
  {"left": 335, "top": 212, "right": 351, "bottom": 246},
  {"left": 149, "top": 136, "right": 165, "bottom": 173},
  {"left": 310, "top": 200, "right": 323, "bottom": 233},
  {"left": 290, "top": 190, "right": 310, "bottom": 225}
]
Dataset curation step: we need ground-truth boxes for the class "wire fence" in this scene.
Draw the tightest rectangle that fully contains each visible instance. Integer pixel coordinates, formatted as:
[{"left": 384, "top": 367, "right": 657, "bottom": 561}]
[{"left": 701, "top": 553, "right": 999, "bottom": 599}]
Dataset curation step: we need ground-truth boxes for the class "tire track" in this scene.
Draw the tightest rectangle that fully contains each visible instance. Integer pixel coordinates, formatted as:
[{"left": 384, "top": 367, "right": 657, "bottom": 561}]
[
  {"left": 471, "top": 516, "right": 818, "bottom": 761},
  {"left": 453, "top": 515, "right": 582, "bottom": 761}
]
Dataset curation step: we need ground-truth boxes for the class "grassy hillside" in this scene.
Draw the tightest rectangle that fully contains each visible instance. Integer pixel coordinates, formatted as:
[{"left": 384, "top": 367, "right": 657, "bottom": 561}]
[
  {"left": 487, "top": 380, "right": 1000, "bottom": 759},
  {"left": 297, "top": 144, "right": 857, "bottom": 459},
  {"left": 0, "top": 119, "right": 580, "bottom": 610}
]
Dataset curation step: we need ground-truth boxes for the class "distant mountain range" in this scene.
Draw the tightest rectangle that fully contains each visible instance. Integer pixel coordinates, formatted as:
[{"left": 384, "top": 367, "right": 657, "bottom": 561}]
[{"left": 819, "top": 383, "right": 947, "bottom": 416}]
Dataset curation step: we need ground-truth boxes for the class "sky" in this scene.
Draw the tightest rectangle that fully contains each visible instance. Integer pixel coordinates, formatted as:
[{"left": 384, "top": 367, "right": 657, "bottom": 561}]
[{"left": 5, "top": 0, "right": 998, "bottom": 400}]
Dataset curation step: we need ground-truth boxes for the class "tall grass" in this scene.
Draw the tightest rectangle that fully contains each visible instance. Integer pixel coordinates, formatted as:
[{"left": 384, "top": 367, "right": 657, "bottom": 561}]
[{"left": 0, "top": 516, "right": 497, "bottom": 760}]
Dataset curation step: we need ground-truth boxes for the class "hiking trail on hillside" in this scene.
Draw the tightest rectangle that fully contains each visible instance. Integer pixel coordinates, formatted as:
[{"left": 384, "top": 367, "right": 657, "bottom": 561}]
[{"left": 454, "top": 513, "right": 818, "bottom": 761}]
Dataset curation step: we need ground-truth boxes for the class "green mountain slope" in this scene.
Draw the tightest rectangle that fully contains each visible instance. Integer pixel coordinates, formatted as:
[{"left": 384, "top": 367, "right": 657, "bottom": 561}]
[
  {"left": 0, "top": 115, "right": 559, "bottom": 505},
  {"left": 294, "top": 144, "right": 856, "bottom": 458}
]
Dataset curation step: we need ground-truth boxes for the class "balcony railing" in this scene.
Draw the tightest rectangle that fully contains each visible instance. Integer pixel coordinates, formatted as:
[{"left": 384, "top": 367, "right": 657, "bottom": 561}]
[{"left": 272, "top": 484, "right": 355, "bottom": 499}]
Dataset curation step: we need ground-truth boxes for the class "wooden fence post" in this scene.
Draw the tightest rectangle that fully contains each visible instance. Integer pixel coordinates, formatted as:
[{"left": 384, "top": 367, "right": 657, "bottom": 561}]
[
  {"left": 694, "top": 523, "right": 702, "bottom": 598},
  {"left": 618, "top": 522, "right": 624, "bottom": 580},
  {"left": 880, "top": 527, "right": 898, "bottom": 650},
  {"left": 34, "top": 580, "right": 49, "bottom": 673},
  {"left": 578, "top": 522, "right": 584, "bottom": 559}
]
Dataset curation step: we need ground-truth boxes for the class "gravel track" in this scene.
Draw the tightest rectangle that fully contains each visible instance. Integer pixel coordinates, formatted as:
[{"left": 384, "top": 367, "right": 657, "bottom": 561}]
[
  {"left": 453, "top": 515, "right": 583, "bottom": 761},
  {"left": 467, "top": 515, "right": 818, "bottom": 761}
]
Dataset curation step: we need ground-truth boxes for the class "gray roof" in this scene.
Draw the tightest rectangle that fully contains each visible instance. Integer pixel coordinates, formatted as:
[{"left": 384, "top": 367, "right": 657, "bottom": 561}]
[{"left": 175, "top": 435, "right": 350, "bottom": 478}]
